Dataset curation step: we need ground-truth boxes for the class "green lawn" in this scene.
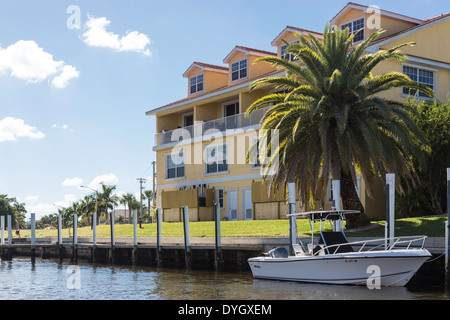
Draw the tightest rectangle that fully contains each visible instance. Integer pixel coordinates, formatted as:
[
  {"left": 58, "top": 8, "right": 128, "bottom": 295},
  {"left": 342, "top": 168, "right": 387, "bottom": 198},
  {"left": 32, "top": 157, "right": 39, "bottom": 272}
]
[{"left": 12, "top": 216, "right": 448, "bottom": 239}]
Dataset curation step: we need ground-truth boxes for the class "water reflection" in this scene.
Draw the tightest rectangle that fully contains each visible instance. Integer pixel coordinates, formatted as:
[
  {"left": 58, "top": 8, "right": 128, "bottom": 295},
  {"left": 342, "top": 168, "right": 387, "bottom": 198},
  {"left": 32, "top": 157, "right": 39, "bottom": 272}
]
[{"left": 0, "top": 258, "right": 448, "bottom": 300}]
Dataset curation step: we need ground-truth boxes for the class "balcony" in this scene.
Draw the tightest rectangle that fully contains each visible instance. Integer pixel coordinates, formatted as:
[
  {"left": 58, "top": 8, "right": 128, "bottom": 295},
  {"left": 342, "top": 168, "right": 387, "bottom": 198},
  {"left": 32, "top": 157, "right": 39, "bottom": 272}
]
[{"left": 155, "top": 106, "right": 269, "bottom": 146}]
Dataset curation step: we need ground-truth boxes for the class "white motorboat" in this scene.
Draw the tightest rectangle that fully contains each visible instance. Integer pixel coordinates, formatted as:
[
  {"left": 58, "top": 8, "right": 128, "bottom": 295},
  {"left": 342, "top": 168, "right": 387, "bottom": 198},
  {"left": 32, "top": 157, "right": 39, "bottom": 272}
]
[{"left": 248, "top": 210, "right": 432, "bottom": 287}]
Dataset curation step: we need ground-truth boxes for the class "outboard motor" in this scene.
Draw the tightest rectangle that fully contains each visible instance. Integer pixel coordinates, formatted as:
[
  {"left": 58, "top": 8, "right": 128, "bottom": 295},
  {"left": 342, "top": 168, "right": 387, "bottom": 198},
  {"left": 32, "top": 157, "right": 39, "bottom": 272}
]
[{"left": 267, "top": 247, "right": 289, "bottom": 258}]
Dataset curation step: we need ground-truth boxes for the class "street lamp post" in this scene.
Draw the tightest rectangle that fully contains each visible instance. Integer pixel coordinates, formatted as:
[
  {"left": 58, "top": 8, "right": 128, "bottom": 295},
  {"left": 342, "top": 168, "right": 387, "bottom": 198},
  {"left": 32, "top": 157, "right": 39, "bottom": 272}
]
[{"left": 80, "top": 185, "right": 98, "bottom": 228}]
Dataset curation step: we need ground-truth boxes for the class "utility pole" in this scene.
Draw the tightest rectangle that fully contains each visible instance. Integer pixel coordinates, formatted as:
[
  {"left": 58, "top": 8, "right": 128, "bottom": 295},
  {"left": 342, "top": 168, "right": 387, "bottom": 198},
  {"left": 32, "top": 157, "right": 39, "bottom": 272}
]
[{"left": 137, "top": 178, "right": 146, "bottom": 228}]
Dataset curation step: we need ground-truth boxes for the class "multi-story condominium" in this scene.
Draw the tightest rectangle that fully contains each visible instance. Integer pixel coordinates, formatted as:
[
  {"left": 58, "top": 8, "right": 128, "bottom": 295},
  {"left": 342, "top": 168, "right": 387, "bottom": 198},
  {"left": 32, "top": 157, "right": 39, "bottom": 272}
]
[{"left": 146, "top": 2, "right": 450, "bottom": 222}]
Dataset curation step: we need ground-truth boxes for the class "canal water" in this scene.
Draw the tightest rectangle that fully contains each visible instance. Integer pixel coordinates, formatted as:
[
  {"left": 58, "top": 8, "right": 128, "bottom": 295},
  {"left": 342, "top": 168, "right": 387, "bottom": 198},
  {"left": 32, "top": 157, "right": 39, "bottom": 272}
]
[{"left": 0, "top": 257, "right": 448, "bottom": 301}]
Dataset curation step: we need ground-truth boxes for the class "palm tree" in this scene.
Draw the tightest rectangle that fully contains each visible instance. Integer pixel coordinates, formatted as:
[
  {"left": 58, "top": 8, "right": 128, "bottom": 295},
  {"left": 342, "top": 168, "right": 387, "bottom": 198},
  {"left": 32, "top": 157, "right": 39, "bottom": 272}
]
[
  {"left": 143, "top": 190, "right": 153, "bottom": 223},
  {"left": 0, "top": 195, "right": 26, "bottom": 229},
  {"left": 98, "top": 184, "right": 119, "bottom": 224},
  {"left": 120, "top": 193, "right": 136, "bottom": 224},
  {"left": 246, "top": 25, "right": 433, "bottom": 229},
  {"left": 79, "top": 194, "right": 96, "bottom": 227}
]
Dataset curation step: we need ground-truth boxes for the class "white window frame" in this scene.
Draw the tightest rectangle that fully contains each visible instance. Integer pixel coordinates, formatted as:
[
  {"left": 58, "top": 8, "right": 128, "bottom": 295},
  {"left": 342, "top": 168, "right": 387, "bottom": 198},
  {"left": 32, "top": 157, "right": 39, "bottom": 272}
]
[
  {"left": 230, "top": 59, "right": 248, "bottom": 82},
  {"left": 222, "top": 99, "right": 240, "bottom": 118},
  {"left": 216, "top": 187, "right": 225, "bottom": 210},
  {"left": 340, "top": 16, "right": 365, "bottom": 44},
  {"left": 280, "top": 40, "right": 300, "bottom": 62},
  {"left": 204, "top": 142, "right": 228, "bottom": 176},
  {"left": 165, "top": 150, "right": 186, "bottom": 180},
  {"left": 401, "top": 63, "right": 437, "bottom": 100},
  {"left": 182, "top": 112, "right": 194, "bottom": 128},
  {"left": 190, "top": 74, "right": 204, "bottom": 95}
]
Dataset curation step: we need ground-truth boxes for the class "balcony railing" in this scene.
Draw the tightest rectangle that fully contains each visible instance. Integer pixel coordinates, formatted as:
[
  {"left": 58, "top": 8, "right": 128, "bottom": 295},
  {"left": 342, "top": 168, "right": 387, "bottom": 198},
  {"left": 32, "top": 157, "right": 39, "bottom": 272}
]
[{"left": 155, "top": 106, "right": 270, "bottom": 146}]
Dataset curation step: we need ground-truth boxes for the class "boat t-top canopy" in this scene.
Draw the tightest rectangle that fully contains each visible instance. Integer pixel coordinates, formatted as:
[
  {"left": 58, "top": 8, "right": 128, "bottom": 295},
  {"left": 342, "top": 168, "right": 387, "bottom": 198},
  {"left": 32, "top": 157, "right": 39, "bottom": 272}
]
[{"left": 287, "top": 210, "right": 360, "bottom": 222}]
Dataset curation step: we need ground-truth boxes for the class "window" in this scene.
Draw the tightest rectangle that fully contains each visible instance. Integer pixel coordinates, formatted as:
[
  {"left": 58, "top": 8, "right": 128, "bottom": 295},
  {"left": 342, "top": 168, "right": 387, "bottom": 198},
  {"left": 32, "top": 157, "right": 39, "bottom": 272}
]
[
  {"left": 341, "top": 18, "right": 365, "bottom": 43},
  {"left": 280, "top": 41, "right": 299, "bottom": 62},
  {"left": 205, "top": 144, "right": 228, "bottom": 174},
  {"left": 231, "top": 59, "right": 247, "bottom": 81},
  {"left": 166, "top": 151, "right": 185, "bottom": 179},
  {"left": 403, "top": 66, "right": 434, "bottom": 98},
  {"left": 250, "top": 136, "right": 261, "bottom": 168},
  {"left": 183, "top": 113, "right": 194, "bottom": 127},
  {"left": 217, "top": 188, "right": 224, "bottom": 210},
  {"left": 223, "top": 102, "right": 240, "bottom": 129},
  {"left": 190, "top": 74, "right": 204, "bottom": 94}
]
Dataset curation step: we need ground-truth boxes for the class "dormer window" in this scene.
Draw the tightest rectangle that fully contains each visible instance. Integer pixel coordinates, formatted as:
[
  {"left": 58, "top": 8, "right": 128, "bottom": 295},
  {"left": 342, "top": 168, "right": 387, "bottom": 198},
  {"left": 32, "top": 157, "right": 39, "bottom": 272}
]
[
  {"left": 190, "top": 74, "right": 204, "bottom": 94},
  {"left": 231, "top": 59, "right": 247, "bottom": 81},
  {"left": 280, "top": 41, "right": 300, "bottom": 62},
  {"left": 341, "top": 17, "right": 365, "bottom": 43}
]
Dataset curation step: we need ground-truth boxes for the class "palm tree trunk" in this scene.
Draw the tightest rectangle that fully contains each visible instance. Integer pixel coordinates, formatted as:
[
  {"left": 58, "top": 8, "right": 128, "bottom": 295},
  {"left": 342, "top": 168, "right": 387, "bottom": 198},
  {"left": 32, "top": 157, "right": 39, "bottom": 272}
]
[{"left": 340, "top": 169, "right": 371, "bottom": 229}]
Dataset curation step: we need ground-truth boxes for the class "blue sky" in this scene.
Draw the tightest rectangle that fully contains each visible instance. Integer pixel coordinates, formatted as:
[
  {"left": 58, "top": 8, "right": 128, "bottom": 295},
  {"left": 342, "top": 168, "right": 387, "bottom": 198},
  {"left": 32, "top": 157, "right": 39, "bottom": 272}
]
[{"left": 0, "top": 0, "right": 447, "bottom": 219}]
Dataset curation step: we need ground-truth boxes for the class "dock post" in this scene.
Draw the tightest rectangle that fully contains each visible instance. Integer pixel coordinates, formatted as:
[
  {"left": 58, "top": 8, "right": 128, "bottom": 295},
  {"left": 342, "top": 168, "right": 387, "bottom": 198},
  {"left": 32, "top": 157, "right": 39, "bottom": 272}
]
[
  {"left": 1, "top": 215, "right": 4, "bottom": 246},
  {"left": 156, "top": 208, "right": 162, "bottom": 266},
  {"left": 332, "top": 180, "right": 341, "bottom": 231},
  {"left": 288, "top": 183, "right": 298, "bottom": 256},
  {"left": 110, "top": 211, "right": 115, "bottom": 264},
  {"left": 182, "top": 206, "right": 191, "bottom": 268},
  {"left": 6, "top": 215, "right": 12, "bottom": 260},
  {"left": 30, "top": 213, "right": 36, "bottom": 262},
  {"left": 214, "top": 203, "right": 222, "bottom": 271},
  {"left": 72, "top": 214, "right": 78, "bottom": 262},
  {"left": 57, "top": 214, "right": 63, "bottom": 261},
  {"left": 386, "top": 174, "right": 395, "bottom": 249},
  {"left": 445, "top": 168, "right": 450, "bottom": 287},
  {"left": 132, "top": 209, "right": 138, "bottom": 266},
  {"left": 92, "top": 212, "right": 96, "bottom": 263}
]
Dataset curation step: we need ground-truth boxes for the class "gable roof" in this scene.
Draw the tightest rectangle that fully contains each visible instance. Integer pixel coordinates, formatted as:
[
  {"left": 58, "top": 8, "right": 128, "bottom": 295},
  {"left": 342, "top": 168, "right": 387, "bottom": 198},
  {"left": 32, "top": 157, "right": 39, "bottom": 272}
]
[
  {"left": 223, "top": 45, "right": 276, "bottom": 64},
  {"left": 271, "top": 26, "right": 323, "bottom": 46},
  {"left": 330, "top": 2, "right": 423, "bottom": 25},
  {"left": 182, "top": 61, "right": 228, "bottom": 78},
  {"left": 367, "top": 12, "right": 450, "bottom": 49}
]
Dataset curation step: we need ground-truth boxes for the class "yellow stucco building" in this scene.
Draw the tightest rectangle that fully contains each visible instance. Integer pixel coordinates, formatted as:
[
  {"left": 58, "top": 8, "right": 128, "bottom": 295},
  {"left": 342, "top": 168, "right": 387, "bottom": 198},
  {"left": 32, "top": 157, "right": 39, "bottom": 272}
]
[{"left": 146, "top": 2, "right": 450, "bottom": 222}]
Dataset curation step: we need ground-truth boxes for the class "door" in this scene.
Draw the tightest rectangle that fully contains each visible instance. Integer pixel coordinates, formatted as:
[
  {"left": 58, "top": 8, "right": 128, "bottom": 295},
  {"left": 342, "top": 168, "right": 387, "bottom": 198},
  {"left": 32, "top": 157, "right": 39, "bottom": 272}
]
[
  {"left": 242, "top": 188, "right": 253, "bottom": 220},
  {"left": 224, "top": 102, "right": 239, "bottom": 129},
  {"left": 227, "top": 190, "right": 238, "bottom": 221}
]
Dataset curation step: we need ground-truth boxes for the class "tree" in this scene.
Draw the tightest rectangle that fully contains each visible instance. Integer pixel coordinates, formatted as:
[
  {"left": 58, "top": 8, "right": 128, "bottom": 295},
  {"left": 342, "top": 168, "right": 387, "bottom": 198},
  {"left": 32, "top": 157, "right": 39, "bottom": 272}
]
[
  {"left": 397, "top": 98, "right": 450, "bottom": 216},
  {"left": 0, "top": 195, "right": 26, "bottom": 229},
  {"left": 79, "top": 194, "right": 96, "bottom": 227},
  {"left": 144, "top": 190, "right": 153, "bottom": 223},
  {"left": 97, "top": 184, "right": 119, "bottom": 224},
  {"left": 246, "top": 25, "right": 433, "bottom": 229},
  {"left": 120, "top": 193, "right": 136, "bottom": 224}
]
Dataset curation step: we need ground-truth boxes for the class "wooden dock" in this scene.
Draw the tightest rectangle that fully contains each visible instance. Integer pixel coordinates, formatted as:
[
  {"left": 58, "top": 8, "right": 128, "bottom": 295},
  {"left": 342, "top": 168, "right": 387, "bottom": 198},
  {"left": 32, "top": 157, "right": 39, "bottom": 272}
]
[{"left": 0, "top": 236, "right": 446, "bottom": 272}]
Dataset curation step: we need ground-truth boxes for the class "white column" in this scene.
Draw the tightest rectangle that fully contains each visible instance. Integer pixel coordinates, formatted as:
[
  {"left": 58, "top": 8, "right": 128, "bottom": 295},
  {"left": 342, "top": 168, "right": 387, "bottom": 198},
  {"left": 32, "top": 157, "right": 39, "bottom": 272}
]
[
  {"left": 288, "top": 183, "right": 297, "bottom": 255},
  {"left": 386, "top": 174, "right": 396, "bottom": 248},
  {"left": 332, "top": 180, "right": 341, "bottom": 231},
  {"left": 1, "top": 216, "right": 4, "bottom": 245}
]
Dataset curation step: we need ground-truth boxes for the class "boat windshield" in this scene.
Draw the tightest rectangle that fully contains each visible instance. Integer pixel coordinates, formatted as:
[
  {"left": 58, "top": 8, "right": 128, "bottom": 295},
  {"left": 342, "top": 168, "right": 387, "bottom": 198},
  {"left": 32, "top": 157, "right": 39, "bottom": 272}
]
[{"left": 288, "top": 210, "right": 360, "bottom": 255}]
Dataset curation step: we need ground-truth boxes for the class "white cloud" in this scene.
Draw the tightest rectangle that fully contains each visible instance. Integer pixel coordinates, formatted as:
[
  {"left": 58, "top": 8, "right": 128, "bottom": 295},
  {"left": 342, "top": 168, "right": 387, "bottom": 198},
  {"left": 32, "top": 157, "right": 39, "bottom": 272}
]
[
  {"left": 82, "top": 16, "right": 151, "bottom": 56},
  {"left": 27, "top": 194, "right": 79, "bottom": 219},
  {"left": 26, "top": 203, "right": 55, "bottom": 219},
  {"left": 88, "top": 173, "right": 119, "bottom": 190},
  {"left": 0, "top": 40, "right": 79, "bottom": 88},
  {"left": 62, "top": 177, "right": 83, "bottom": 187},
  {"left": 52, "top": 65, "right": 80, "bottom": 89},
  {"left": 0, "top": 117, "right": 45, "bottom": 142},
  {"left": 25, "top": 195, "right": 39, "bottom": 202}
]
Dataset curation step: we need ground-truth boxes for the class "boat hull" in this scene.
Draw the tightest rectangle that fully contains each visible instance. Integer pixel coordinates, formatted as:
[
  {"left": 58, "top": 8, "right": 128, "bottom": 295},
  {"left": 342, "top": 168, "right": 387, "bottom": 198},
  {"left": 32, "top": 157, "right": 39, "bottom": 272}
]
[{"left": 248, "top": 249, "right": 431, "bottom": 287}]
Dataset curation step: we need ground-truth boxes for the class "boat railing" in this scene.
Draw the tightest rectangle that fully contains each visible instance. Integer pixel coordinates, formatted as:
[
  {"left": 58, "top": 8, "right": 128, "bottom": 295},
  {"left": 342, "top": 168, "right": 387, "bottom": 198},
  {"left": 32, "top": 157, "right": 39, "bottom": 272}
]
[{"left": 312, "top": 236, "right": 428, "bottom": 256}]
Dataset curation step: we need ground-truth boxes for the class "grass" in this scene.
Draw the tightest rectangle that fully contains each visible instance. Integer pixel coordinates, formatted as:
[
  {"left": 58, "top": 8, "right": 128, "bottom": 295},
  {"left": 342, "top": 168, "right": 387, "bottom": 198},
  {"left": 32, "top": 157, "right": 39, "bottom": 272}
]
[{"left": 11, "top": 216, "right": 448, "bottom": 239}]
